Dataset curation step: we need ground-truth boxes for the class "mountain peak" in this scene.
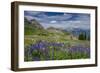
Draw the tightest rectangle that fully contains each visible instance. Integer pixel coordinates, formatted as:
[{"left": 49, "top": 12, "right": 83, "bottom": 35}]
[{"left": 25, "top": 17, "right": 44, "bottom": 29}]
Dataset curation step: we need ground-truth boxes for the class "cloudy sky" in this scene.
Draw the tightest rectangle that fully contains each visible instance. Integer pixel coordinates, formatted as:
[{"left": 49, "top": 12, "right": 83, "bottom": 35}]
[{"left": 24, "top": 11, "right": 90, "bottom": 30}]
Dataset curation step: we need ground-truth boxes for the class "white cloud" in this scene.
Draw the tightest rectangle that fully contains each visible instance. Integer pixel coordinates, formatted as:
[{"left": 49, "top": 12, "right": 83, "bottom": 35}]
[
  {"left": 25, "top": 11, "right": 42, "bottom": 16},
  {"left": 25, "top": 15, "right": 34, "bottom": 20},
  {"left": 47, "top": 13, "right": 72, "bottom": 21},
  {"left": 50, "top": 20, "right": 57, "bottom": 23},
  {"left": 24, "top": 11, "right": 90, "bottom": 30},
  {"left": 41, "top": 20, "right": 90, "bottom": 30}
]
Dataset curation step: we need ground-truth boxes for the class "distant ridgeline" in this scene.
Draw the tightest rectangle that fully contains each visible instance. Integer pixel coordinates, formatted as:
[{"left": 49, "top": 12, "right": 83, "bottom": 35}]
[
  {"left": 24, "top": 17, "right": 44, "bottom": 35},
  {"left": 63, "top": 28, "right": 90, "bottom": 40},
  {"left": 24, "top": 17, "right": 90, "bottom": 40}
]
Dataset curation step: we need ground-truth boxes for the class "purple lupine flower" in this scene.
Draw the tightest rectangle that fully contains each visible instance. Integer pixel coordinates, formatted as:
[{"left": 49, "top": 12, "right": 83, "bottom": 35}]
[{"left": 68, "top": 46, "right": 90, "bottom": 57}]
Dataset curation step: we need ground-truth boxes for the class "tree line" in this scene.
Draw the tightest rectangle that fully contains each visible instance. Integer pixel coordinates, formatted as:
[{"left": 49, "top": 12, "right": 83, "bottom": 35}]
[{"left": 78, "top": 32, "right": 90, "bottom": 40}]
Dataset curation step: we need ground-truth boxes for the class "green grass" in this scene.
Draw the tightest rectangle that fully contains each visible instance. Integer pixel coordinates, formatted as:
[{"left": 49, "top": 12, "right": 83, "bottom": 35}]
[
  {"left": 24, "top": 25, "right": 90, "bottom": 61},
  {"left": 24, "top": 34, "right": 90, "bottom": 47}
]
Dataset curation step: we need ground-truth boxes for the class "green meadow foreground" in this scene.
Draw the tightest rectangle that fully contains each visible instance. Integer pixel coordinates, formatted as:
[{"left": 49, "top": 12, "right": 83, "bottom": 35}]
[{"left": 24, "top": 18, "right": 90, "bottom": 61}]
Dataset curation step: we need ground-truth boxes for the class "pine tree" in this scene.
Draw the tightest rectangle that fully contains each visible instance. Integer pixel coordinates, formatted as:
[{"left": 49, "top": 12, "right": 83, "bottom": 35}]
[
  {"left": 78, "top": 33, "right": 85, "bottom": 40},
  {"left": 84, "top": 32, "right": 87, "bottom": 40}
]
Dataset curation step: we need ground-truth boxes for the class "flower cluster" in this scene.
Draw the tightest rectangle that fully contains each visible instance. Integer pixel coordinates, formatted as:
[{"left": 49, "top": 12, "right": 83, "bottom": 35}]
[{"left": 24, "top": 40, "right": 90, "bottom": 61}]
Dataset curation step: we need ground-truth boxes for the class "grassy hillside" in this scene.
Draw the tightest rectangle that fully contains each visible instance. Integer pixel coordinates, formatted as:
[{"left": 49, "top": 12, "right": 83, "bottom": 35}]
[{"left": 24, "top": 18, "right": 90, "bottom": 61}]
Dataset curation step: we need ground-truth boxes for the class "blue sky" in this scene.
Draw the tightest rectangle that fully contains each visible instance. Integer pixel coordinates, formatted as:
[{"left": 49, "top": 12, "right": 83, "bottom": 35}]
[{"left": 24, "top": 11, "right": 90, "bottom": 30}]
